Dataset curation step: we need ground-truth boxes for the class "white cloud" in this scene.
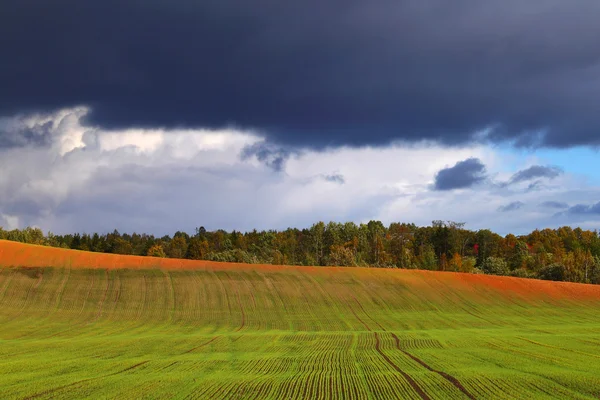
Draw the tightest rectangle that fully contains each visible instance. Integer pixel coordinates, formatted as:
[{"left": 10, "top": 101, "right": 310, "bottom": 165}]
[{"left": 1, "top": 107, "right": 599, "bottom": 235}]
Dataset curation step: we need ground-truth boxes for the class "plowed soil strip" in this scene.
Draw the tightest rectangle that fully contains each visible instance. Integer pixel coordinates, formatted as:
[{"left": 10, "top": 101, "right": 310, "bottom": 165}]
[
  {"left": 390, "top": 333, "right": 475, "bottom": 400},
  {"left": 374, "top": 332, "right": 430, "bottom": 400}
]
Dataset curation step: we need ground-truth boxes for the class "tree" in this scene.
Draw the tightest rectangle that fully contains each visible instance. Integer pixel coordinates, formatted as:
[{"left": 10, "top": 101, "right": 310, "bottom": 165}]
[
  {"left": 449, "top": 252, "right": 463, "bottom": 272},
  {"left": 367, "top": 220, "right": 387, "bottom": 265},
  {"left": 112, "top": 238, "right": 133, "bottom": 255},
  {"left": 475, "top": 230, "right": 503, "bottom": 266},
  {"left": 447, "top": 221, "right": 466, "bottom": 256},
  {"left": 482, "top": 257, "right": 508, "bottom": 276},
  {"left": 539, "top": 263, "right": 566, "bottom": 281},
  {"left": 389, "top": 223, "right": 415, "bottom": 268},
  {"left": 4, "top": 221, "right": 600, "bottom": 285},
  {"left": 416, "top": 243, "right": 437, "bottom": 270},
  {"left": 328, "top": 244, "right": 355, "bottom": 266},
  {"left": 168, "top": 236, "right": 188, "bottom": 259},
  {"left": 310, "top": 222, "right": 326, "bottom": 265},
  {"left": 439, "top": 253, "right": 448, "bottom": 271},
  {"left": 186, "top": 237, "right": 209, "bottom": 260},
  {"left": 461, "top": 256, "right": 477, "bottom": 273},
  {"left": 147, "top": 244, "right": 167, "bottom": 258}
]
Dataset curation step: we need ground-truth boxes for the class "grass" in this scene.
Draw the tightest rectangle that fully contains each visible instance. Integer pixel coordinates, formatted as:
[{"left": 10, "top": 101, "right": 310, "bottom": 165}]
[{"left": 1, "top": 240, "right": 600, "bottom": 399}]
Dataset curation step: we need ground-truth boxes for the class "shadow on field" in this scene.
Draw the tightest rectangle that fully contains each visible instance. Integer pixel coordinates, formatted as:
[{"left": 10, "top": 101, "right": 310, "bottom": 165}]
[{"left": 14, "top": 267, "right": 43, "bottom": 279}]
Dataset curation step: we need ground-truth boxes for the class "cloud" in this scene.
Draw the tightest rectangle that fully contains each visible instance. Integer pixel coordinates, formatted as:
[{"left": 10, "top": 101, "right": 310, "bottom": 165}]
[
  {"left": 566, "top": 202, "right": 600, "bottom": 215},
  {"left": 2, "top": 108, "right": 600, "bottom": 236},
  {"left": 509, "top": 165, "right": 563, "bottom": 184},
  {"left": 3, "top": 1, "right": 600, "bottom": 149},
  {"left": 498, "top": 201, "right": 525, "bottom": 212},
  {"left": 433, "top": 158, "right": 487, "bottom": 191},
  {"left": 240, "top": 142, "right": 296, "bottom": 172},
  {"left": 322, "top": 174, "right": 345, "bottom": 184},
  {"left": 540, "top": 201, "right": 569, "bottom": 209},
  {"left": 0, "top": 115, "right": 54, "bottom": 148}
]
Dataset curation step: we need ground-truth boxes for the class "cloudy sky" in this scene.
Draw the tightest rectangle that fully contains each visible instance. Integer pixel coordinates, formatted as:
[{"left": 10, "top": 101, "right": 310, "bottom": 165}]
[{"left": 1, "top": 0, "right": 600, "bottom": 235}]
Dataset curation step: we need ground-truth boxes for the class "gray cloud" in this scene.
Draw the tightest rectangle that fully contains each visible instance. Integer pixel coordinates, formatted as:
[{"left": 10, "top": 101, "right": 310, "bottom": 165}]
[
  {"left": 322, "top": 174, "right": 345, "bottom": 184},
  {"left": 498, "top": 201, "right": 525, "bottom": 212},
  {"left": 540, "top": 201, "right": 569, "bottom": 209},
  {"left": 433, "top": 158, "right": 487, "bottom": 191},
  {"left": 509, "top": 165, "right": 563, "bottom": 184},
  {"left": 566, "top": 202, "right": 600, "bottom": 215},
  {"left": 1, "top": 109, "right": 599, "bottom": 236},
  {"left": 2, "top": 1, "right": 600, "bottom": 149},
  {"left": 0, "top": 118, "right": 53, "bottom": 148},
  {"left": 526, "top": 180, "right": 544, "bottom": 192},
  {"left": 240, "top": 142, "right": 296, "bottom": 172}
]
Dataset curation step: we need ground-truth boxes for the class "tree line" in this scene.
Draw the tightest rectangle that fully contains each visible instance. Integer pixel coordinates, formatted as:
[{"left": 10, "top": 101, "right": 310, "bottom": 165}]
[{"left": 2, "top": 221, "right": 600, "bottom": 284}]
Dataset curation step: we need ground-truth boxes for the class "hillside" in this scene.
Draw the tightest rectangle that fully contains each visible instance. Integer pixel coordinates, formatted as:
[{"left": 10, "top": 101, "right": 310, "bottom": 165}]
[{"left": 1, "top": 240, "right": 600, "bottom": 399}]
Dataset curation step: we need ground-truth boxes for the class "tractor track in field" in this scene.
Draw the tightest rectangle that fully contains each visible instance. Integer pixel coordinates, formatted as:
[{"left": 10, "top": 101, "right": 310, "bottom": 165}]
[
  {"left": 213, "top": 271, "right": 232, "bottom": 317},
  {"left": 12, "top": 269, "right": 44, "bottom": 319},
  {"left": 181, "top": 336, "right": 220, "bottom": 354},
  {"left": 352, "top": 296, "right": 385, "bottom": 331},
  {"left": 374, "top": 331, "right": 431, "bottom": 400},
  {"left": 517, "top": 336, "right": 600, "bottom": 360},
  {"left": 224, "top": 272, "right": 246, "bottom": 332},
  {"left": 164, "top": 270, "right": 176, "bottom": 323},
  {"left": 0, "top": 270, "right": 16, "bottom": 303},
  {"left": 53, "top": 268, "right": 71, "bottom": 311},
  {"left": 235, "top": 289, "right": 245, "bottom": 332},
  {"left": 24, "top": 360, "right": 149, "bottom": 399},
  {"left": 351, "top": 294, "right": 476, "bottom": 400},
  {"left": 39, "top": 270, "right": 107, "bottom": 340},
  {"left": 346, "top": 297, "right": 371, "bottom": 332},
  {"left": 231, "top": 334, "right": 245, "bottom": 342},
  {"left": 5, "top": 242, "right": 600, "bottom": 399},
  {"left": 91, "top": 269, "right": 110, "bottom": 323},
  {"left": 390, "top": 333, "right": 476, "bottom": 400},
  {"left": 346, "top": 297, "right": 430, "bottom": 400}
]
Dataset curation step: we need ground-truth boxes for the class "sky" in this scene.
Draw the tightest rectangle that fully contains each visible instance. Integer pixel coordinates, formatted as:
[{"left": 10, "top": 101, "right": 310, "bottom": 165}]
[{"left": 1, "top": 0, "right": 599, "bottom": 236}]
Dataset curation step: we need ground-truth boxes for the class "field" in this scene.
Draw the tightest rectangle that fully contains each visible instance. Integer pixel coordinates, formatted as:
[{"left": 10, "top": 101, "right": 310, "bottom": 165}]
[{"left": 1, "top": 240, "right": 600, "bottom": 399}]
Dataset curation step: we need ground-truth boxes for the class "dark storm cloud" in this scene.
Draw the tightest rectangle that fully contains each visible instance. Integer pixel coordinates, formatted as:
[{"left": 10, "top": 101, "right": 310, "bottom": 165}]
[
  {"left": 433, "top": 158, "right": 487, "bottom": 191},
  {"left": 509, "top": 165, "right": 563, "bottom": 184},
  {"left": 498, "top": 201, "right": 525, "bottom": 212},
  {"left": 2, "top": 1, "right": 600, "bottom": 148},
  {"left": 540, "top": 201, "right": 569, "bottom": 209}
]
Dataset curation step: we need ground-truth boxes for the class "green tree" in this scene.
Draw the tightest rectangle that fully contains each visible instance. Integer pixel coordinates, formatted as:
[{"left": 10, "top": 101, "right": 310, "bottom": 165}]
[
  {"left": 539, "top": 263, "right": 566, "bottom": 281},
  {"left": 186, "top": 237, "right": 209, "bottom": 260},
  {"left": 482, "top": 257, "right": 509, "bottom": 276},
  {"left": 168, "top": 236, "right": 188, "bottom": 259},
  {"left": 328, "top": 244, "right": 356, "bottom": 266},
  {"left": 147, "top": 244, "right": 167, "bottom": 258}
]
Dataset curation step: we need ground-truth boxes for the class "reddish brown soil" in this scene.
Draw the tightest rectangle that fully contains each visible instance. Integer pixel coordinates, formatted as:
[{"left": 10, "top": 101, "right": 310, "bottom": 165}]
[{"left": 2, "top": 239, "right": 600, "bottom": 301}]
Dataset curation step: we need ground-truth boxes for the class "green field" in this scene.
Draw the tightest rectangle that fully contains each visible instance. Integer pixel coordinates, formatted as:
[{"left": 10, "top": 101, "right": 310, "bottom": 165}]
[{"left": 1, "top": 263, "right": 600, "bottom": 399}]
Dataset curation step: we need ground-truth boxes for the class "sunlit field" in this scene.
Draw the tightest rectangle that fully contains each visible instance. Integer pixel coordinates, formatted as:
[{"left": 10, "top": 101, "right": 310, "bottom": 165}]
[{"left": 1, "top": 240, "right": 600, "bottom": 399}]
